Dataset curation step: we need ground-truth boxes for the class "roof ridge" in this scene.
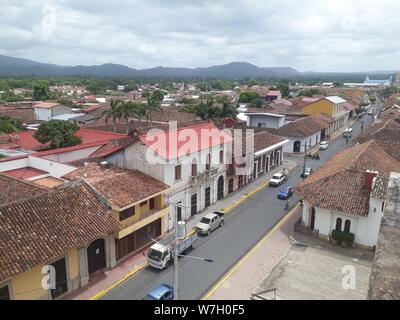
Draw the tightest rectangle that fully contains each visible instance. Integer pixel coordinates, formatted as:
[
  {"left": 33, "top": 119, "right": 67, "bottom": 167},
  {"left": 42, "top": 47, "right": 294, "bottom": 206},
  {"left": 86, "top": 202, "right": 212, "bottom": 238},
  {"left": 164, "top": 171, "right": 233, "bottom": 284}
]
[{"left": 345, "top": 140, "right": 375, "bottom": 171}]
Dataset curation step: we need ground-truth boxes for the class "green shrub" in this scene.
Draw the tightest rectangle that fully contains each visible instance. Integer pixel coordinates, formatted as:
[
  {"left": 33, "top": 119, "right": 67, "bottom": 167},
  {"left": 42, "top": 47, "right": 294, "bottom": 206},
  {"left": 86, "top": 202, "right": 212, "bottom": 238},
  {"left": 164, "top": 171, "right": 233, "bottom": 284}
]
[{"left": 332, "top": 230, "right": 355, "bottom": 245}]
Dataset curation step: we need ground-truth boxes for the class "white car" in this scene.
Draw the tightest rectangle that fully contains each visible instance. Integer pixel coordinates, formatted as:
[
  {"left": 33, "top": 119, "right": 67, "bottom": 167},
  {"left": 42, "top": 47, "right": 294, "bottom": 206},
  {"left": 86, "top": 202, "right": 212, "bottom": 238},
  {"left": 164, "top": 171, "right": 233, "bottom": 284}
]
[
  {"left": 269, "top": 172, "right": 287, "bottom": 187},
  {"left": 195, "top": 212, "right": 224, "bottom": 235},
  {"left": 319, "top": 141, "right": 329, "bottom": 150}
]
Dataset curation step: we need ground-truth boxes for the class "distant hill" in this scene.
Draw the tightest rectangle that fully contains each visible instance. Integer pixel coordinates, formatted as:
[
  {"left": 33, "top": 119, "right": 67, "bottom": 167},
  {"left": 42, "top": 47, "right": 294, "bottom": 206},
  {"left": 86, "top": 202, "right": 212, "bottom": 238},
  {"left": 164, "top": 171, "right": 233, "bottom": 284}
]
[
  {"left": 0, "top": 55, "right": 298, "bottom": 79},
  {"left": 0, "top": 54, "right": 396, "bottom": 81}
]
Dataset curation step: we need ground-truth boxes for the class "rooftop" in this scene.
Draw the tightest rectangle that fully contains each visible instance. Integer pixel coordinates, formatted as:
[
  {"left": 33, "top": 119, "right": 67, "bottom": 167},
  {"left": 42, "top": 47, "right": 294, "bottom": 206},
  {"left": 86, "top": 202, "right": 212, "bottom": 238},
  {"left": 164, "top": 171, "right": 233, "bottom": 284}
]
[
  {"left": 368, "top": 172, "right": 400, "bottom": 300},
  {"left": 33, "top": 102, "right": 61, "bottom": 109},
  {"left": 294, "top": 141, "right": 400, "bottom": 216},
  {"left": 63, "top": 162, "right": 169, "bottom": 208},
  {"left": 0, "top": 181, "right": 119, "bottom": 283},
  {"left": 324, "top": 96, "right": 347, "bottom": 104}
]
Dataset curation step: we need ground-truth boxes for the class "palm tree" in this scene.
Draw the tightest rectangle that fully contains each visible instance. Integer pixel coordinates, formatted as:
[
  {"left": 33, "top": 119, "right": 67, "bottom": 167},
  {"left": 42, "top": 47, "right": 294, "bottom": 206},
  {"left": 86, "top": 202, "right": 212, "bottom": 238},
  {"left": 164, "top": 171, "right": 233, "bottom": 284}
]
[
  {"left": 102, "top": 100, "right": 123, "bottom": 133},
  {"left": 145, "top": 90, "right": 164, "bottom": 122},
  {"left": 119, "top": 101, "right": 145, "bottom": 134}
]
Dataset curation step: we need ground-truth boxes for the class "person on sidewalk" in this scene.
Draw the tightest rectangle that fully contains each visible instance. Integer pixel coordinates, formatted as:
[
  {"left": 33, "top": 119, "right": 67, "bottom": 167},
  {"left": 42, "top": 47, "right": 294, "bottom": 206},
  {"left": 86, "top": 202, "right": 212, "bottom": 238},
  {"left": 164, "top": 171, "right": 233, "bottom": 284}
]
[{"left": 285, "top": 198, "right": 290, "bottom": 211}]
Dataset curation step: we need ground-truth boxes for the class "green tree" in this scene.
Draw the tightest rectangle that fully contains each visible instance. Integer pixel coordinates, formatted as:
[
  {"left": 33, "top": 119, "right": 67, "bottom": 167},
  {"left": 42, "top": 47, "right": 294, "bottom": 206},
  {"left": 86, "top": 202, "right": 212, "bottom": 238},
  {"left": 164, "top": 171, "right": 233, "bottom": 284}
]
[
  {"left": 218, "top": 102, "right": 238, "bottom": 119},
  {"left": 193, "top": 96, "right": 219, "bottom": 122},
  {"left": 277, "top": 83, "right": 290, "bottom": 97},
  {"left": 0, "top": 116, "right": 22, "bottom": 135},
  {"left": 102, "top": 100, "right": 123, "bottom": 133},
  {"left": 238, "top": 92, "right": 260, "bottom": 103},
  {"left": 119, "top": 101, "right": 145, "bottom": 134},
  {"left": 250, "top": 97, "right": 264, "bottom": 108},
  {"left": 34, "top": 120, "right": 81, "bottom": 149},
  {"left": 33, "top": 81, "right": 52, "bottom": 101},
  {"left": 145, "top": 90, "right": 164, "bottom": 122}
]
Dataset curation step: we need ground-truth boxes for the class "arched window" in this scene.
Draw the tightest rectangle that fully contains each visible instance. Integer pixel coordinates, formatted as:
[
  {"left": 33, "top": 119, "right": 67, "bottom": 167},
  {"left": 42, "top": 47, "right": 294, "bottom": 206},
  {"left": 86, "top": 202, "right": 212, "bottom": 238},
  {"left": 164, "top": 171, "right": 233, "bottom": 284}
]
[
  {"left": 335, "top": 218, "right": 342, "bottom": 231},
  {"left": 344, "top": 220, "right": 351, "bottom": 232}
]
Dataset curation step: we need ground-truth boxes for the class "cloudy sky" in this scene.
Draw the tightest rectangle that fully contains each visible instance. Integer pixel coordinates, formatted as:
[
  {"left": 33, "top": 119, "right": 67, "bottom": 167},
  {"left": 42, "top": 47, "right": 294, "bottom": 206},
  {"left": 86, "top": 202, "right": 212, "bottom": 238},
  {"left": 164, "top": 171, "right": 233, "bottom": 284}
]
[{"left": 1, "top": 0, "right": 399, "bottom": 72}]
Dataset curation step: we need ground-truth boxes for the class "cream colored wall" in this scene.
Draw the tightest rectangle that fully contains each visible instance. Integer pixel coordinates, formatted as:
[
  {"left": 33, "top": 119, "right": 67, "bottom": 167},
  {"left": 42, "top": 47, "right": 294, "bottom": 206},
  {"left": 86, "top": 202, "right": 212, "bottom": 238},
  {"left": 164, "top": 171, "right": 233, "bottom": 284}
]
[{"left": 10, "top": 248, "right": 80, "bottom": 300}]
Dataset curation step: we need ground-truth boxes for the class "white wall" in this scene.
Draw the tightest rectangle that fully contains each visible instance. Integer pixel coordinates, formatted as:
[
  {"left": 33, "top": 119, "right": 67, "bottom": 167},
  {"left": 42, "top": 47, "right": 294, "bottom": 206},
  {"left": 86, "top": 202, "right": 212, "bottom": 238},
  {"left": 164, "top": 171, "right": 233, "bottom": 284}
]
[
  {"left": 34, "top": 108, "right": 52, "bottom": 121},
  {"left": 41, "top": 146, "right": 102, "bottom": 163},
  {"left": 282, "top": 131, "right": 321, "bottom": 153}
]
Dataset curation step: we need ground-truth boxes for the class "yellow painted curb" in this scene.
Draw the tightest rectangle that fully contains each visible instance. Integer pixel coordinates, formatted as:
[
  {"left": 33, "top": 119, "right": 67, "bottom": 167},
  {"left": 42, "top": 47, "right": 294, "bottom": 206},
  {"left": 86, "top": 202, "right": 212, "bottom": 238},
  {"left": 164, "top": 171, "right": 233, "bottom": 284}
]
[
  {"left": 201, "top": 204, "right": 300, "bottom": 300},
  {"left": 89, "top": 262, "right": 147, "bottom": 300}
]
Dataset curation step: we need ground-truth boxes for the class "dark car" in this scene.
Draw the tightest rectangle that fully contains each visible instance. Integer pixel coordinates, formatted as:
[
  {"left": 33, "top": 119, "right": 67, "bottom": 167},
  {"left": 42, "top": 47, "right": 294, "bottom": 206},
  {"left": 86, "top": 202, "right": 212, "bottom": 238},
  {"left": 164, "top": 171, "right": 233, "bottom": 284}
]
[
  {"left": 277, "top": 186, "right": 294, "bottom": 200},
  {"left": 143, "top": 284, "right": 174, "bottom": 300}
]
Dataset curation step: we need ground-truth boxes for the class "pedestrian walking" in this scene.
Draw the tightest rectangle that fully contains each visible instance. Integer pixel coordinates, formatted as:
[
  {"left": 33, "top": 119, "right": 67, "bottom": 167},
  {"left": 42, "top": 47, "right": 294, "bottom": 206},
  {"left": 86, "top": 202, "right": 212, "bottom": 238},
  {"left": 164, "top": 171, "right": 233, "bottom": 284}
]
[{"left": 285, "top": 198, "right": 290, "bottom": 210}]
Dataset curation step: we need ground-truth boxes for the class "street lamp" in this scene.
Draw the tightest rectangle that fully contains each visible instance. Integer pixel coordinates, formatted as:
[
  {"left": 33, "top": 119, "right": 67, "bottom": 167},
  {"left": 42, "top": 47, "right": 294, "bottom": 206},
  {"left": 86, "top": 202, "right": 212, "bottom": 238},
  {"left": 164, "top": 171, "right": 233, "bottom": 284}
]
[{"left": 168, "top": 201, "right": 213, "bottom": 300}]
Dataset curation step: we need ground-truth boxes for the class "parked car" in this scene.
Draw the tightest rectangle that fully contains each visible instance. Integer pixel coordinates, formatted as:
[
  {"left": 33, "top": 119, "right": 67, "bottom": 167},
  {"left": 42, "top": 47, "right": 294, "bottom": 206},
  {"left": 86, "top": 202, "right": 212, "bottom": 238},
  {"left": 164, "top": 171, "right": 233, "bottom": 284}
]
[
  {"left": 319, "top": 141, "right": 329, "bottom": 150},
  {"left": 269, "top": 172, "right": 287, "bottom": 187},
  {"left": 343, "top": 128, "right": 353, "bottom": 138},
  {"left": 301, "top": 168, "right": 313, "bottom": 178},
  {"left": 277, "top": 186, "right": 294, "bottom": 200},
  {"left": 195, "top": 212, "right": 224, "bottom": 235},
  {"left": 143, "top": 284, "right": 174, "bottom": 300}
]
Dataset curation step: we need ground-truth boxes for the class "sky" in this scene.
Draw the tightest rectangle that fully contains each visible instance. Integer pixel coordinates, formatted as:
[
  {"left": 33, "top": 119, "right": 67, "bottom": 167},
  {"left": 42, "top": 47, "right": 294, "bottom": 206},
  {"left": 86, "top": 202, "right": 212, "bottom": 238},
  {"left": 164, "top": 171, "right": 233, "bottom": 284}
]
[{"left": 1, "top": 0, "right": 400, "bottom": 72}]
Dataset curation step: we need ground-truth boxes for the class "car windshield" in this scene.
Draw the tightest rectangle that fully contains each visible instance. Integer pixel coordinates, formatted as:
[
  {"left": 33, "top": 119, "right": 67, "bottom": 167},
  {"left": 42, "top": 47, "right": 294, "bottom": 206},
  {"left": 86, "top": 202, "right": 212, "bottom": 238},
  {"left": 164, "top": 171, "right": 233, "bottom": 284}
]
[
  {"left": 148, "top": 249, "right": 162, "bottom": 261},
  {"left": 143, "top": 294, "right": 158, "bottom": 300},
  {"left": 200, "top": 217, "right": 211, "bottom": 224},
  {"left": 321, "top": 142, "right": 327, "bottom": 145},
  {"left": 272, "top": 175, "right": 281, "bottom": 179}
]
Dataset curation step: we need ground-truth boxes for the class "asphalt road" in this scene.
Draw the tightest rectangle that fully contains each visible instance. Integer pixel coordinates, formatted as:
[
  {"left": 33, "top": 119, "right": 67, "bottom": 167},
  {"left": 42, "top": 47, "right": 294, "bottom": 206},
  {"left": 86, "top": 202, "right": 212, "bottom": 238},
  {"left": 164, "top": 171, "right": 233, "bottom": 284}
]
[{"left": 102, "top": 112, "right": 375, "bottom": 300}]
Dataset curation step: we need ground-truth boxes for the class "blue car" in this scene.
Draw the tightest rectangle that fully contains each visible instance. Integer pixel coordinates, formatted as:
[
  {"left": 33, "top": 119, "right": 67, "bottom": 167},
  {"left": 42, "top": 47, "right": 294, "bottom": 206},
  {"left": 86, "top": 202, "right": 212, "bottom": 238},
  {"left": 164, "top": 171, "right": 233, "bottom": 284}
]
[
  {"left": 143, "top": 284, "right": 174, "bottom": 300},
  {"left": 277, "top": 186, "right": 293, "bottom": 200}
]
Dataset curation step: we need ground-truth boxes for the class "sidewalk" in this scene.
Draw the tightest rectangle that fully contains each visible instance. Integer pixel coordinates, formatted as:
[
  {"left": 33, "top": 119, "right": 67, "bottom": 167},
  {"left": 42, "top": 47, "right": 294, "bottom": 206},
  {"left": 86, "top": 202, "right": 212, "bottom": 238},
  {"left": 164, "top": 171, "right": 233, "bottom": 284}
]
[
  {"left": 64, "top": 159, "right": 298, "bottom": 300},
  {"left": 203, "top": 205, "right": 302, "bottom": 300}
]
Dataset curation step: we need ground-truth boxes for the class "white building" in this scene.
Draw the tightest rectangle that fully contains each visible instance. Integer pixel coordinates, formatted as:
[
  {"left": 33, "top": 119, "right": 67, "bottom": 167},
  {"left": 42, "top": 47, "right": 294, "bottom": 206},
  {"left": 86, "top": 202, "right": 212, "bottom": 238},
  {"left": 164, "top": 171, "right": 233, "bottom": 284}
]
[
  {"left": 295, "top": 141, "right": 400, "bottom": 248},
  {"left": 33, "top": 102, "right": 71, "bottom": 121},
  {"left": 104, "top": 123, "right": 231, "bottom": 230}
]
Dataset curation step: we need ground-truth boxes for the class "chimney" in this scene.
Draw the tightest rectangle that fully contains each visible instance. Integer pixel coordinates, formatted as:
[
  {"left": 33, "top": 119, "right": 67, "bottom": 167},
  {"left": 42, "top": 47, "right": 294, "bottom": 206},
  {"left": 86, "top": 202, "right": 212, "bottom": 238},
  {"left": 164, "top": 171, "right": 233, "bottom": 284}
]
[{"left": 364, "top": 170, "right": 378, "bottom": 192}]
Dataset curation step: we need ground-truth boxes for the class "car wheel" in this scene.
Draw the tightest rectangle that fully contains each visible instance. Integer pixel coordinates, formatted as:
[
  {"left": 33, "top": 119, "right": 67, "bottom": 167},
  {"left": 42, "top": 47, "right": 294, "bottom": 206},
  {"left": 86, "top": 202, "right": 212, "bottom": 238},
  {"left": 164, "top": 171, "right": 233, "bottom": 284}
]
[
  {"left": 220, "top": 220, "right": 224, "bottom": 227},
  {"left": 207, "top": 229, "right": 211, "bottom": 236}
]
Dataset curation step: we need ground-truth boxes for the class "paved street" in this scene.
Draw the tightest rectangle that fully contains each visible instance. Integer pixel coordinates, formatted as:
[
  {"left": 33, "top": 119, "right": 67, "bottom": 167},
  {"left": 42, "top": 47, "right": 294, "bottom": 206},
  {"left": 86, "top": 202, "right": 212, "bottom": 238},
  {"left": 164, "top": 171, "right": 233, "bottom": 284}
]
[{"left": 102, "top": 113, "right": 375, "bottom": 300}]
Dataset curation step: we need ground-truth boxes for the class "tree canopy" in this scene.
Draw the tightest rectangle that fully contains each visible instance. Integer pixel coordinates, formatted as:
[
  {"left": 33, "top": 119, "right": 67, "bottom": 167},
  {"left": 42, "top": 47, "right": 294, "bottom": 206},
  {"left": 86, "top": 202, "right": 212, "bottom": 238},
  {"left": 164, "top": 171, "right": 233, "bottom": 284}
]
[
  {"left": 34, "top": 120, "right": 81, "bottom": 149},
  {"left": 0, "top": 116, "right": 23, "bottom": 135},
  {"left": 238, "top": 91, "right": 260, "bottom": 103}
]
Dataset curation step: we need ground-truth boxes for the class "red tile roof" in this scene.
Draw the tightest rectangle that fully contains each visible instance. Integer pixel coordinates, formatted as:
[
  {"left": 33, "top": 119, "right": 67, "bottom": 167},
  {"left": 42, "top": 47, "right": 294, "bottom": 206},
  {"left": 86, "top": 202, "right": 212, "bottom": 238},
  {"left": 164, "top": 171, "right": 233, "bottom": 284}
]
[
  {"left": 0, "top": 173, "right": 47, "bottom": 206},
  {"left": 140, "top": 123, "right": 232, "bottom": 160},
  {"left": 3, "top": 167, "right": 48, "bottom": 179},
  {"left": 294, "top": 141, "right": 400, "bottom": 216},
  {"left": 64, "top": 163, "right": 169, "bottom": 208},
  {"left": 0, "top": 181, "right": 119, "bottom": 282}
]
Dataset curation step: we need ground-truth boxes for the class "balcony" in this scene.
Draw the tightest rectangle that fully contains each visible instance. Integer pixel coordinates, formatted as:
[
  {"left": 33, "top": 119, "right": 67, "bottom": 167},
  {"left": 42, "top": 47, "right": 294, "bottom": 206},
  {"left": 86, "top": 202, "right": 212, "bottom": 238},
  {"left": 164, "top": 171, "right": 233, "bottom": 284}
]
[
  {"left": 116, "top": 206, "right": 170, "bottom": 240},
  {"left": 190, "top": 172, "right": 206, "bottom": 185},
  {"left": 205, "top": 167, "right": 219, "bottom": 179}
]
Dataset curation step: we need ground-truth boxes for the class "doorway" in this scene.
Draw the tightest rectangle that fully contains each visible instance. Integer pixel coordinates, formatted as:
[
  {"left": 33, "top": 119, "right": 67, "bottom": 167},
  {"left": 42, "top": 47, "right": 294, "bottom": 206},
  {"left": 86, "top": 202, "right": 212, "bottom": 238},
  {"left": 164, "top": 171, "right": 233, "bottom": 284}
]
[
  {"left": 217, "top": 176, "right": 224, "bottom": 200},
  {"left": 205, "top": 187, "right": 211, "bottom": 208},
  {"left": 87, "top": 239, "right": 106, "bottom": 274},
  {"left": 310, "top": 208, "right": 316, "bottom": 231}
]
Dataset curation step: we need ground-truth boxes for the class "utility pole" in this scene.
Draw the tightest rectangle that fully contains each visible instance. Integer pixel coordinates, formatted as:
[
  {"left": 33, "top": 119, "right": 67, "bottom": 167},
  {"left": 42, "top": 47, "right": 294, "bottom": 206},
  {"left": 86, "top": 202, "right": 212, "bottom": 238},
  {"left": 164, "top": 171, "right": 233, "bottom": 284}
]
[
  {"left": 302, "top": 141, "right": 308, "bottom": 178},
  {"left": 173, "top": 203, "right": 179, "bottom": 300}
]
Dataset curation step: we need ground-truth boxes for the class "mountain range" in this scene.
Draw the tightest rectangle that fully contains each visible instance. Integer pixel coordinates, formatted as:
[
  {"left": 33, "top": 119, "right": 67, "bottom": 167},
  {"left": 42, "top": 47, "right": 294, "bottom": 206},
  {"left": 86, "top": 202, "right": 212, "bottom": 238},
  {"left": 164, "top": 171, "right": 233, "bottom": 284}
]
[
  {"left": 0, "top": 54, "right": 396, "bottom": 80},
  {"left": 0, "top": 55, "right": 299, "bottom": 79}
]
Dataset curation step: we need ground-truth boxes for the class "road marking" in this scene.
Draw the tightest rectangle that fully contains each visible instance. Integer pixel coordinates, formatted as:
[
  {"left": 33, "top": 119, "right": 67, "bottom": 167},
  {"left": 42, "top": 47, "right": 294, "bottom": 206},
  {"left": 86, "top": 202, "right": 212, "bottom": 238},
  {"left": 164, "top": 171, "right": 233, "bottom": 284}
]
[
  {"left": 201, "top": 203, "right": 300, "bottom": 300},
  {"left": 89, "top": 262, "right": 147, "bottom": 300}
]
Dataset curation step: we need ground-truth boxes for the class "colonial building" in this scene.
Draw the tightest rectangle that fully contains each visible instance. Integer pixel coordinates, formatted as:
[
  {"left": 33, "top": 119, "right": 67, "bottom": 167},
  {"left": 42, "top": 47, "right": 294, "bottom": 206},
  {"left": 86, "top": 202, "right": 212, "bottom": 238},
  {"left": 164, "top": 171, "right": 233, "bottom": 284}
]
[
  {"left": 0, "top": 182, "right": 119, "bottom": 300},
  {"left": 225, "top": 128, "right": 289, "bottom": 194},
  {"left": 272, "top": 113, "right": 333, "bottom": 153},
  {"left": 294, "top": 141, "right": 400, "bottom": 248},
  {"left": 64, "top": 162, "right": 170, "bottom": 262},
  {"left": 302, "top": 96, "right": 348, "bottom": 131},
  {"left": 103, "top": 123, "right": 231, "bottom": 229}
]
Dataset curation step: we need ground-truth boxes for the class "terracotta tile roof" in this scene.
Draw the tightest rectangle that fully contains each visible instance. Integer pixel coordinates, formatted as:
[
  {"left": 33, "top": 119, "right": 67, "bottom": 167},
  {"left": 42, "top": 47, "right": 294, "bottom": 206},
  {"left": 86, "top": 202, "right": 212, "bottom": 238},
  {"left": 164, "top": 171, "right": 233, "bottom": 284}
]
[
  {"left": 88, "top": 136, "right": 137, "bottom": 159},
  {"left": 357, "top": 119, "right": 400, "bottom": 144},
  {"left": 3, "top": 167, "right": 48, "bottom": 179},
  {"left": 33, "top": 102, "right": 61, "bottom": 109},
  {"left": 294, "top": 141, "right": 400, "bottom": 216},
  {"left": 63, "top": 163, "right": 169, "bottom": 208},
  {"left": 0, "top": 181, "right": 119, "bottom": 283},
  {"left": 0, "top": 173, "right": 47, "bottom": 206},
  {"left": 140, "top": 123, "right": 232, "bottom": 160},
  {"left": 273, "top": 113, "right": 333, "bottom": 138},
  {"left": 371, "top": 177, "right": 389, "bottom": 199}
]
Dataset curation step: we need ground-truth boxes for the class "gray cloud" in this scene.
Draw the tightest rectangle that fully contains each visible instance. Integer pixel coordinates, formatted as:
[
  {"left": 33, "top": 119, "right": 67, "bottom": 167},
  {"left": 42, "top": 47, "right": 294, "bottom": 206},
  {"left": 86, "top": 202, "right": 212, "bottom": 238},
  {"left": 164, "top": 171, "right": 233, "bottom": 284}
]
[{"left": 0, "top": 0, "right": 399, "bottom": 72}]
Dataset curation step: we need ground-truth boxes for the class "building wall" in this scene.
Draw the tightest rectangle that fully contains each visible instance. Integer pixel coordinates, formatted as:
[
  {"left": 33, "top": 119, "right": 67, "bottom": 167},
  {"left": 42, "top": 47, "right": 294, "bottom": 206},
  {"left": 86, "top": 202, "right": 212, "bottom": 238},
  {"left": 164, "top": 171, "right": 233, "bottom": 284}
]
[
  {"left": 356, "top": 197, "right": 384, "bottom": 247},
  {"left": 34, "top": 108, "right": 52, "bottom": 121},
  {"left": 10, "top": 248, "right": 80, "bottom": 300},
  {"left": 282, "top": 132, "right": 321, "bottom": 153},
  {"left": 247, "top": 115, "right": 285, "bottom": 129},
  {"left": 41, "top": 146, "right": 102, "bottom": 163},
  {"left": 303, "top": 99, "right": 333, "bottom": 117}
]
